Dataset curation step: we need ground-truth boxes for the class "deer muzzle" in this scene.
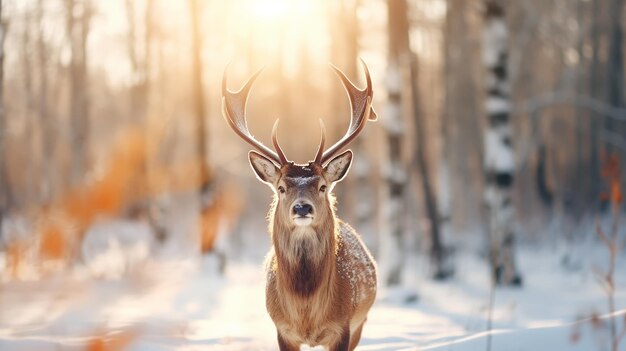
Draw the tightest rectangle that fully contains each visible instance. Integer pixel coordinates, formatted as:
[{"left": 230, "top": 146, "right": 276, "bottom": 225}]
[{"left": 292, "top": 201, "right": 314, "bottom": 226}]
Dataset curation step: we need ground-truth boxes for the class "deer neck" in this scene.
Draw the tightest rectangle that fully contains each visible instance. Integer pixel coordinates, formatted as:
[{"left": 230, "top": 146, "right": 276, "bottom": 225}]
[{"left": 272, "top": 218, "right": 337, "bottom": 297}]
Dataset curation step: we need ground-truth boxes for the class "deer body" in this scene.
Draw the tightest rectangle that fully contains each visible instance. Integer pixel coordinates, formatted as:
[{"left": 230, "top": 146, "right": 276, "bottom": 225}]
[
  {"left": 265, "top": 201, "right": 376, "bottom": 350},
  {"left": 222, "top": 60, "right": 378, "bottom": 350}
]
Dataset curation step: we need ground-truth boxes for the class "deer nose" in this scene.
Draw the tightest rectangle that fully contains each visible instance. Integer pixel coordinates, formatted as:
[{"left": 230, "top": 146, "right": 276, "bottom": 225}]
[{"left": 293, "top": 203, "right": 313, "bottom": 217}]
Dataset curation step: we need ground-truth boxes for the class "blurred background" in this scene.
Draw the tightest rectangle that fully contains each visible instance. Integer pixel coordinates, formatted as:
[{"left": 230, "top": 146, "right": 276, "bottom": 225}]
[{"left": 0, "top": 0, "right": 625, "bottom": 350}]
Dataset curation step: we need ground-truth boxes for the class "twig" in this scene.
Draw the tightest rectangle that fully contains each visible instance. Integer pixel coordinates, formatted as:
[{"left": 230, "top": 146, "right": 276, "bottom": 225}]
[
  {"left": 596, "top": 221, "right": 611, "bottom": 248},
  {"left": 591, "top": 155, "right": 623, "bottom": 351},
  {"left": 486, "top": 277, "right": 495, "bottom": 351},
  {"left": 515, "top": 91, "right": 626, "bottom": 122}
]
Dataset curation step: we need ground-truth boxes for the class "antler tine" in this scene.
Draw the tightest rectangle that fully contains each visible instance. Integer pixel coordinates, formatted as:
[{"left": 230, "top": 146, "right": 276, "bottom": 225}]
[
  {"left": 314, "top": 119, "right": 326, "bottom": 164},
  {"left": 271, "top": 119, "right": 289, "bottom": 165},
  {"left": 320, "top": 59, "right": 377, "bottom": 165},
  {"left": 222, "top": 67, "right": 285, "bottom": 165}
]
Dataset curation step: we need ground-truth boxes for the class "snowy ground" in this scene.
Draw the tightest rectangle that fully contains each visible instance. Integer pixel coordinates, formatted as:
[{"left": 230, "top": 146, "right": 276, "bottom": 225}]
[{"left": 1, "top": 241, "right": 625, "bottom": 351}]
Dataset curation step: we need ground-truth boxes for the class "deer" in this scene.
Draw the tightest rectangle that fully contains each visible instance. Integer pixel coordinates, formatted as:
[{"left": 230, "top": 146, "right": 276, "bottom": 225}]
[{"left": 221, "top": 59, "right": 378, "bottom": 351}]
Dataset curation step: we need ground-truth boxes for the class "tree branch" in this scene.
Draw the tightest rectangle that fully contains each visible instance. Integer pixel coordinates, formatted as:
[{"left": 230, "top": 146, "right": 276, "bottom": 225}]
[{"left": 514, "top": 91, "right": 626, "bottom": 122}]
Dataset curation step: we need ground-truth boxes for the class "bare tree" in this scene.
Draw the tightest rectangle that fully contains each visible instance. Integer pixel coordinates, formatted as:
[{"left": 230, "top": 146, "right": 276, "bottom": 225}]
[
  {"left": 189, "top": 0, "right": 209, "bottom": 191},
  {"left": 124, "top": 0, "right": 155, "bottom": 218},
  {"left": 380, "top": 0, "right": 410, "bottom": 286},
  {"left": 442, "top": 0, "right": 484, "bottom": 236},
  {"left": 482, "top": 0, "right": 521, "bottom": 286},
  {"left": 36, "top": 0, "right": 56, "bottom": 202},
  {"left": 125, "top": 0, "right": 153, "bottom": 121},
  {"left": 189, "top": 0, "right": 222, "bottom": 263},
  {"left": 409, "top": 53, "right": 452, "bottom": 280},
  {"left": 0, "top": 0, "right": 9, "bottom": 224},
  {"left": 607, "top": 0, "right": 625, "bottom": 145},
  {"left": 439, "top": 0, "right": 468, "bottom": 280},
  {"left": 331, "top": 0, "right": 376, "bottom": 247},
  {"left": 65, "top": 0, "right": 92, "bottom": 185}
]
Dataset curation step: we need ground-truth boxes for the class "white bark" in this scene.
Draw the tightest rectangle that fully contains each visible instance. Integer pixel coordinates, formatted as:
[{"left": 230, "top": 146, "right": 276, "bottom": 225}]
[
  {"left": 482, "top": 1, "right": 520, "bottom": 285},
  {"left": 379, "top": 61, "right": 407, "bottom": 286}
]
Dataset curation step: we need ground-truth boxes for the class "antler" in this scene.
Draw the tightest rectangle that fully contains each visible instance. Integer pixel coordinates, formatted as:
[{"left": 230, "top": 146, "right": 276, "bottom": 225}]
[
  {"left": 314, "top": 58, "right": 378, "bottom": 165},
  {"left": 222, "top": 67, "right": 288, "bottom": 166}
]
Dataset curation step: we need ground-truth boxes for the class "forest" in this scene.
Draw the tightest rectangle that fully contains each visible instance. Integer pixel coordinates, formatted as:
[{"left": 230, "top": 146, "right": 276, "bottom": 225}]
[{"left": 0, "top": 0, "right": 625, "bottom": 350}]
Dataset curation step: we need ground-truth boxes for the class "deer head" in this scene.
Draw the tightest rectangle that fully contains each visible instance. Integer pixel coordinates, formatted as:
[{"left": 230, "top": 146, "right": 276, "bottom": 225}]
[{"left": 222, "top": 59, "right": 377, "bottom": 229}]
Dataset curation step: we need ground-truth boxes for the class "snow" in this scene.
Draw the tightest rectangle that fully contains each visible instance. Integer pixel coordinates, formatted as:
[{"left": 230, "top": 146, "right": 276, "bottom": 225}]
[
  {"left": 1, "top": 239, "right": 625, "bottom": 351},
  {"left": 286, "top": 176, "right": 316, "bottom": 187},
  {"left": 81, "top": 219, "right": 155, "bottom": 278},
  {"left": 337, "top": 223, "right": 377, "bottom": 306}
]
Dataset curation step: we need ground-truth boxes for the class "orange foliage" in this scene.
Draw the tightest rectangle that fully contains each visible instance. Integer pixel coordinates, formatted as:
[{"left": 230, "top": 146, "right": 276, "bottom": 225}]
[
  {"left": 600, "top": 153, "right": 622, "bottom": 205},
  {"left": 16, "top": 130, "right": 152, "bottom": 271},
  {"left": 85, "top": 329, "right": 137, "bottom": 351},
  {"left": 200, "top": 184, "right": 243, "bottom": 253},
  {"left": 63, "top": 131, "right": 147, "bottom": 231},
  {"left": 38, "top": 221, "right": 66, "bottom": 261},
  {"left": 5, "top": 128, "right": 242, "bottom": 273}
]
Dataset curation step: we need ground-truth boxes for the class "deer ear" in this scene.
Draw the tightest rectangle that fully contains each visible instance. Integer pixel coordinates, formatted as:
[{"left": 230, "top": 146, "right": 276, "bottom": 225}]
[
  {"left": 249, "top": 151, "right": 280, "bottom": 184},
  {"left": 324, "top": 150, "right": 353, "bottom": 183}
]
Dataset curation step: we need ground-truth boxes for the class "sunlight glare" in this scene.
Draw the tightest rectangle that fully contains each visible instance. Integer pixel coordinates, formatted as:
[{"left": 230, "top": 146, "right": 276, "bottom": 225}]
[
  {"left": 237, "top": 0, "right": 328, "bottom": 77},
  {"left": 251, "top": 0, "right": 289, "bottom": 21}
]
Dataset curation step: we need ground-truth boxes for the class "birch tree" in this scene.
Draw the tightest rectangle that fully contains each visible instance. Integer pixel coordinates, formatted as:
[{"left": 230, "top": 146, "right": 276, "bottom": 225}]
[
  {"left": 482, "top": 0, "right": 522, "bottom": 286},
  {"left": 380, "top": 0, "right": 409, "bottom": 286}
]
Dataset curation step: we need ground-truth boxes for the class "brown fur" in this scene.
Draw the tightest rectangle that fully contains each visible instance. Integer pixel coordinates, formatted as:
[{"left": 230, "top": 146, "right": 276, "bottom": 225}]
[{"left": 257, "top": 160, "right": 377, "bottom": 351}]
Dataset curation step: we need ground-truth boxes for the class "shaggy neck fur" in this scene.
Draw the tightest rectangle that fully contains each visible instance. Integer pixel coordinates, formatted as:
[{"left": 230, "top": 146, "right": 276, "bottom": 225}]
[{"left": 269, "top": 196, "right": 338, "bottom": 297}]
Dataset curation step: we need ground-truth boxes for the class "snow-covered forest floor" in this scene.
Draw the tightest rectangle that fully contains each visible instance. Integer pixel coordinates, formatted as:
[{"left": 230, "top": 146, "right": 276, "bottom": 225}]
[{"left": 1, "top": 237, "right": 625, "bottom": 351}]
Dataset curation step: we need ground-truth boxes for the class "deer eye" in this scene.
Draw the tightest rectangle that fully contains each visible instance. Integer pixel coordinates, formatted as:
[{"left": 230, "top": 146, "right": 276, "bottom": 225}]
[
  {"left": 319, "top": 185, "right": 327, "bottom": 193},
  {"left": 278, "top": 186, "right": 286, "bottom": 194}
]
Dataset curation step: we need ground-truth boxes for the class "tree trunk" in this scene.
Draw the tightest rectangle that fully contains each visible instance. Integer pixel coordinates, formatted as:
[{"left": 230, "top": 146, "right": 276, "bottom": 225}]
[
  {"left": 438, "top": 0, "right": 465, "bottom": 279},
  {"left": 442, "top": 0, "right": 483, "bottom": 231},
  {"left": 125, "top": 0, "right": 154, "bottom": 209},
  {"left": 536, "top": 144, "right": 554, "bottom": 207},
  {"left": 607, "top": 0, "right": 625, "bottom": 159},
  {"left": 0, "top": 0, "right": 8, "bottom": 224},
  {"left": 409, "top": 54, "right": 452, "bottom": 280},
  {"left": 340, "top": 0, "right": 376, "bottom": 249},
  {"left": 381, "top": 0, "right": 410, "bottom": 287},
  {"left": 589, "top": 0, "right": 603, "bottom": 199},
  {"left": 482, "top": 0, "right": 521, "bottom": 286},
  {"left": 574, "top": 0, "right": 584, "bottom": 212},
  {"left": 21, "top": 7, "right": 37, "bottom": 203},
  {"left": 124, "top": 0, "right": 152, "bottom": 120},
  {"left": 66, "top": 0, "right": 91, "bottom": 185},
  {"left": 189, "top": 0, "right": 209, "bottom": 191},
  {"left": 37, "top": 0, "right": 55, "bottom": 202},
  {"left": 189, "top": 0, "right": 222, "bottom": 264}
]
